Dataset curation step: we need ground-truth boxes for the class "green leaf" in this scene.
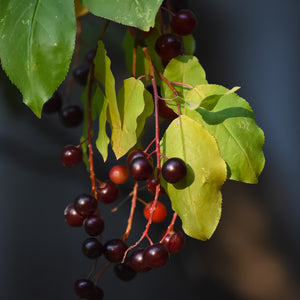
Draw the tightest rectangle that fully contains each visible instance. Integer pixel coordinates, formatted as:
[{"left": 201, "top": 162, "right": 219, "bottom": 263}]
[
  {"left": 94, "top": 87, "right": 110, "bottom": 162},
  {"left": 182, "top": 35, "right": 196, "bottom": 55},
  {"left": 82, "top": 0, "right": 163, "bottom": 31},
  {"left": 113, "top": 77, "right": 146, "bottom": 158},
  {"left": 183, "top": 92, "right": 265, "bottom": 183},
  {"left": 185, "top": 84, "right": 240, "bottom": 110},
  {"left": 160, "top": 115, "right": 227, "bottom": 240},
  {"left": 161, "top": 55, "right": 207, "bottom": 99},
  {"left": 122, "top": 30, "right": 149, "bottom": 79},
  {"left": 136, "top": 87, "right": 154, "bottom": 140},
  {"left": 0, "top": 0, "right": 76, "bottom": 117}
]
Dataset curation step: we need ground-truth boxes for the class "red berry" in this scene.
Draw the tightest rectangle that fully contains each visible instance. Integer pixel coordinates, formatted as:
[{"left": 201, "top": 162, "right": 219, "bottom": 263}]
[
  {"left": 171, "top": 9, "right": 197, "bottom": 36},
  {"left": 155, "top": 33, "right": 183, "bottom": 61},
  {"left": 64, "top": 204, "right": 85, "bottom": 227},
  {"left": 143, "top": 201, "right": 167, "bottom": 223},
  {"left": 158, "top": 99, "right": 178, "bottom": 120},
  {"left": 60, "top": 145, "right": 82, "bottom": 167},
  {"left": 109, "top": 165, "right": 129, "bottom": 184}
]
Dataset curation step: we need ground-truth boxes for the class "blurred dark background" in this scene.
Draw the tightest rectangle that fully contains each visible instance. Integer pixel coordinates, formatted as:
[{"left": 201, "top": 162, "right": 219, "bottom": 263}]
[{"left": 0, "top": 1, "right": 299, "bottom": 299}]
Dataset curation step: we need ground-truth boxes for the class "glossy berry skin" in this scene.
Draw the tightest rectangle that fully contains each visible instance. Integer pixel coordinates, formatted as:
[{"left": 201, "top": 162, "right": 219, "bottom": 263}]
[
  {"left": 97, "top": 181, "right": 119, "bottom": 204},
  {"left": 73, "top": 65, "right": 90, "bottom": 86},
  {"left": 147, "top": 176, "right": 166, "bottom": 195},
  {"left": 129, "top": 249, "right": 151, "bottom": 273},
  {"left": 144, "top": 243, "right": 169, "bottom": 268},
  {"left": 73, "top": 194, "right": 98, "bottom": 218},
  {"left": 171, "top": 9, "right": 197, "bottom": 36},
  {"left": 127, "top": 149, "right": 147, "bottom": 166},
  {"left": 74, "top": 278, "right": 95, "bottom": 298},
  {"left": 64, "top": 204, "right": 85, "bottom": 227},
  {"left": 104, "top": 239, "right": 128, "bottom": 262},
  {"left": 60, "top": 145, "right": 83, "bottom": 167},
  {"left": 162, "top": 157, "right": 187, "bottom": 183},
  {"left": 82, "top": 238, "right": 104, "bottom": 259},
  {"left": 59, "top": 105, "right": 83, "bottom": 127},
  {"left": 84, "top": 216, "right": 105, "bottom": 236},
  {"left": 143, "top": 201, "right": 167, "bottom": 223},
  {"left": 158, "top": 99, "right": 178, "bottom": 120},
  {"left": 162, "top": 230, "right": 185, "bottom": 253},
  {"left": 109, "top": 165, "right": 129, "bottom": 184},
  {"left": 155, "top": 33, "right": 183, "bottom": 61},
  {"left": 114, "top": 263, "right": 137, "bottom": 281},
  {"left": 129, "top": 157, "right": 153, "bottom": 181},
  {"left": 42, "top": 91, "right": 62, "bottom": 114}
]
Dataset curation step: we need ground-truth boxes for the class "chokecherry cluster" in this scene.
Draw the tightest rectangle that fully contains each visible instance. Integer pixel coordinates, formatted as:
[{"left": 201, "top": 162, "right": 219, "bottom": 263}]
[{"left": 57, "top": 3, "right": 197, "bottom": 299}]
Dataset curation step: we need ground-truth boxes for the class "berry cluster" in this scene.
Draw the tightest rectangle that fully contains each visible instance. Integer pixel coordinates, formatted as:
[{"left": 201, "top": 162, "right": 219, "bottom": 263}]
[{"left": 56, "top": 4, "right": 196, "bottom": 299}]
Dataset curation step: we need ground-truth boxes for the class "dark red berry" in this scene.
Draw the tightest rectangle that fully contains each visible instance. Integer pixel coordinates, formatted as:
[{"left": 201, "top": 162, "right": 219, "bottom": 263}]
[
  {"left": 162, "top": 157, "right": 187, "bottom": 183},
  {"left": 59, "top": 105, "right": 83, "bottom": 127},
  {"left": 60, "top": 145, "right": 83, "bottom": 167},
  {"left": 82, "top": 238, "right": 104, "bottom": 259},
  {"left": 171, "top": 9, "right": 197, "bottom": 36},
  {"left": 86, "top": 286, "right": 104, "bottom": 300},
  {"left": 64, "top": 204, "right": 85, "bottom": 227},
  {"left": 128, "top": 249, "right": 152, "bottom": 273},
  {"left": 162, "top": 230, "right": 185, "bottom": 253},
  {"left": 84, "top": 216, "right": 105, "bottom": 236},
  {"left": 73, "top": 65, "right": 90, "bottom": 86},
  {"left": 109, "top": 165, "right": 129, "bottom": 184},
  {"left": 129, "top": 157, "right": 153, "bottom": 181},
  {"left": 85, "top": 48, "right": 97, "bottom": 64},
  {"left": 158, "top": 99, "right": 178, "bottom": 120},
  {"left": 114, "top": 263, "right": 137, "bottom": 281},
  {"left": 127, "top": 149, "right": 147, "bottom": 166},
  {"left": 42, "top": 91, "right": 62, "bottom": 114},
  {"left": 74, "top": 278, "right": 95, "bottom": 298},
  {"left": 143, "top": 201, "right": 167, "bottom": 223},
  {"left": 104, "top": 239, "right": 128, "bottom": 262},
  {"left": 155, "top": 33, "right": 184, "bottom": 61},
  {"left": 97, "top": 181, "right": 119, "bottom": 204},
  {"left": 74, "top": 194, "right": 98, "bottom": 218},
  {"left": 144, "top": 243, "right": 169, "bottom": 268},
  {"left": 147, "top": 176, "right": 166, "bottom": 195}
]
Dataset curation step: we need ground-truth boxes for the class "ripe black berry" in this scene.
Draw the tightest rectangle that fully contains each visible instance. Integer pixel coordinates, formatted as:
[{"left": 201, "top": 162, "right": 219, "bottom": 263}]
[
  {"left": 73, "top": 65, "right": 90, "bottom": 86},
  {"left": 114, "top": 263, "right": 137, "bottom": 281},
  {"left": 59, "top": 105, "right": 83, "bottom": 127},
  {"left": 84, "top": 216, "right": 105, "bottom": 236},
  {"left": 144, "top": 243, "right": 169, "bottom": 268},
  {"left": 128, "top": 249, "right": 152, "bottom": 273},
  {"left": 64, "top": 204, "right": 85, "bottom": 227},
  {"left": 147, "top": 176, "right": 166, "bottom": 195},
  {"left": 171, "top": 9, "right": 197, "bottom": 36},
  {"left": 96, "top": 181, "right": 119, "bottom": 204},
  {"left": 73, "top": 194, "right": 98, "bottom": 218},
  {"left": 162, "top": 230, "right": 185, "bottom": 253},
  {"left": 155, "top": 33, "right": 184, "bottom": 61},
  {"left": 86, "top": 286, "right": 104, "bottom": 300},
  {"left": 162, "top": 157, "right": 187, "bottom": 183},
  {"left": 127, "top": 149, "right": 147, "bottom": 166},
  {"left": 82, "top": 238, "right": 104, "bottom": 259},
  {"left": 104, "top": 239, "right": 128, "bottom": 262},
  {"left": 60, "top": 145, "right": 83, "bottom": 167},
  {"left": 129, "top": 157, "right": 153, "bottom": 181},
  {"left": 74, "top": 278, "right": 95, "bottom": 298},
  {"left": 42, "top": 91, "right": 62, "bottom": 114},
  {"left": 158, "top": 99, "right": 178, "bottom": 120}
]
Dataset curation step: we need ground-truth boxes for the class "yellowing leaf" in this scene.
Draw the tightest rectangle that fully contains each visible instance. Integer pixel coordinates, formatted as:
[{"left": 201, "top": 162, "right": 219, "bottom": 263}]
[{"left": 160, "top": 115, "right": 227, "bottom": 240}]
